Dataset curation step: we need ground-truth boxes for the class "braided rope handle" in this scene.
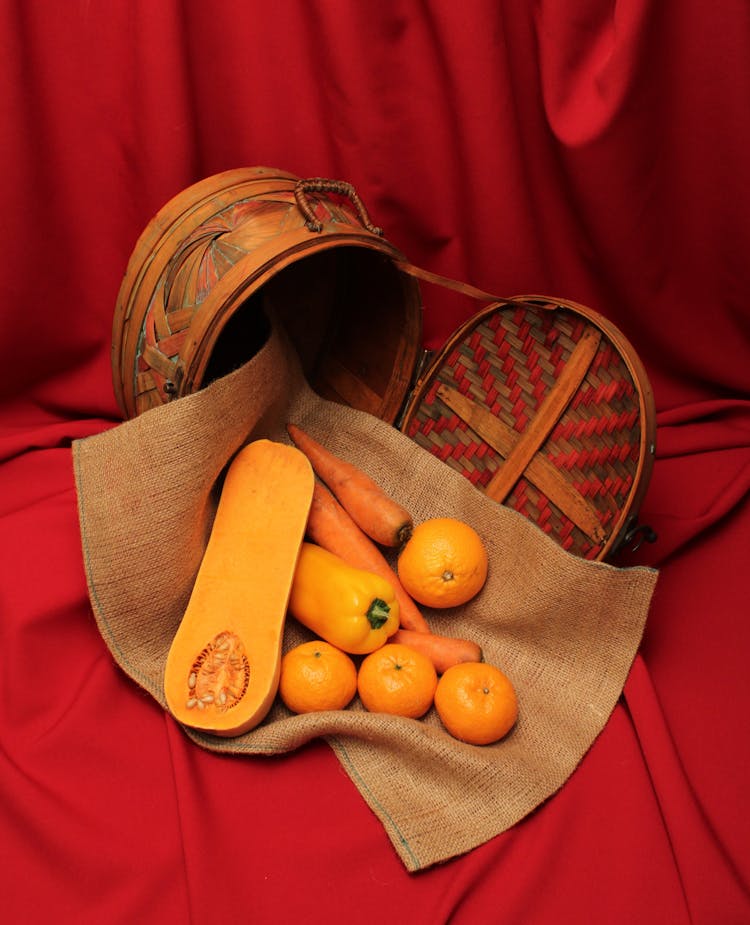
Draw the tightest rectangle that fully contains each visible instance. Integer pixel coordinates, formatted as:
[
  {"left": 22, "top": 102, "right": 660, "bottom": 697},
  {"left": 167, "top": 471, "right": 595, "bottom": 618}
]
[{"left": 294, "top": 177, "right": 383, "bottom": 235}]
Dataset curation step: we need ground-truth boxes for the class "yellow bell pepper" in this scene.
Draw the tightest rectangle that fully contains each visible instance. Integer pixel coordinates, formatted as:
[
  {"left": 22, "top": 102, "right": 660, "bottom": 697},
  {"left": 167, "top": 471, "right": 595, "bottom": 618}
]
[{"left": 288, "top": 543, "right": 400, "bottom": 655}]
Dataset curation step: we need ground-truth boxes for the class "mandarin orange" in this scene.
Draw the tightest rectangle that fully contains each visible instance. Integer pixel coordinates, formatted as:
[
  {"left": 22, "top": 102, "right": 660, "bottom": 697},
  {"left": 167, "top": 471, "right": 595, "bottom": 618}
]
[
  {"left": 357, "top": 643, "right": 437, "bottom": 718},
  {"left": 397, "top": 517, "right": 488, "bottom": 608},
  {"left": 434, "top": 661, "right": 518, "bottom": 745},
  {"left": 279, "top": 640, "right": 358, "bottom": 714}
]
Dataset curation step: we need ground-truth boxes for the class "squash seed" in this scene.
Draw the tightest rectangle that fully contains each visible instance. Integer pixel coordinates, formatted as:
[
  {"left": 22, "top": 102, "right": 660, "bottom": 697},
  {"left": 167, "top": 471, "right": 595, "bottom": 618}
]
[{"left": 185, "top": 631, "right": 250, "bottom": 713}]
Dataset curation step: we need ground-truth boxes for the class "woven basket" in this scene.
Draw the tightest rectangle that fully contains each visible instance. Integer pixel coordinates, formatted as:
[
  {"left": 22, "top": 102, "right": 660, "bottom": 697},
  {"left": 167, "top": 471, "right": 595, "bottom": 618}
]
[
  {"left": 112, "top": 167, "right": 422, "bottom": 422},
  {"left": 112, "top": 167, "right": 656, "bottom": 561}
]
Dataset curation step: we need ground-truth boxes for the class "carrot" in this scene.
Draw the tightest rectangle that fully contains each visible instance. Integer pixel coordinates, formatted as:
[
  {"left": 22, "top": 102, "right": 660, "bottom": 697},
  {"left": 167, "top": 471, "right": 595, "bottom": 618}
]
[
  {"left": 390, "top": 628, "right": 483, "bottom": 675},
  {"left": 304, "top": 481, "right": 431, "bottom": 634},
  {"left": 287, "top": 423, "right": 413, "bottom": 547}
]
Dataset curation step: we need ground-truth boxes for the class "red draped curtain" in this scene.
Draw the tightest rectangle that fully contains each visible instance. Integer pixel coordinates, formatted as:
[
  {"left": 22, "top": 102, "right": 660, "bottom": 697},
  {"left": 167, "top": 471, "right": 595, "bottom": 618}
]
[{"left": 1, "top": 3, "right": 748, "bottom": 923}]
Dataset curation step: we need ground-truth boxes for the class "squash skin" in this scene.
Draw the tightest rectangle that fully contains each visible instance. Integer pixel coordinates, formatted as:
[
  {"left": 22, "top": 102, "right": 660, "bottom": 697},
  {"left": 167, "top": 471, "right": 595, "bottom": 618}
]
[{"left": 163, "top": 439, "right": 314, "bottom": 737}]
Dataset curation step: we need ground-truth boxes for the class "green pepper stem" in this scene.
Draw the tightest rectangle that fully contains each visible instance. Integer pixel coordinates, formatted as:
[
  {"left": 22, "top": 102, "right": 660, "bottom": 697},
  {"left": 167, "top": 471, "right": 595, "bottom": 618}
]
[{"left": 366, "top": 598, "right": 390, "bottom": 630}]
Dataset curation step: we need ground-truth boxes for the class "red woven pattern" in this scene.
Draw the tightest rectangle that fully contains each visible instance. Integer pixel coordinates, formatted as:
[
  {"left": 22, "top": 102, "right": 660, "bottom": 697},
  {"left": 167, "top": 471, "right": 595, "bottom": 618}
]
[{"left": 405, "top": 301, "right": 643, "bottom": 559}]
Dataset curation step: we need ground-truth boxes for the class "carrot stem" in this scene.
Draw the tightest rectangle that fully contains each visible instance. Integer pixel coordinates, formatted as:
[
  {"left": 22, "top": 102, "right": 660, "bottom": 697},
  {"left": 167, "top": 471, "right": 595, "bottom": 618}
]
[{"left": 287, "top": 423, "right": 413, "bottom": 548}]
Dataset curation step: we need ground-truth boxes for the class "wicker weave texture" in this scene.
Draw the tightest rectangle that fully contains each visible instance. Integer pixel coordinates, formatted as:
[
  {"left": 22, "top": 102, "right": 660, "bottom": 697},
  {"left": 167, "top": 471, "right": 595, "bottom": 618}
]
[
  {"left": 403, "top": 301, "right": 645, "bottom": 560},
  {"left": 113, "top": 167, "right": 423, "bottom": 421},
  {"left": 132, "top": 191, "right": 366, "bottom": 415}
]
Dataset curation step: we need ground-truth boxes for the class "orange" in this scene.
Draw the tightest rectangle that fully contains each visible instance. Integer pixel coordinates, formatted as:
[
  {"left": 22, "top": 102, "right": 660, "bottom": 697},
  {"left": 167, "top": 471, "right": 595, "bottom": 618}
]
[
  {"left": 434, "top": 662, "right": 518, "bottom": 745},
  {"left": 357, "top": 643, "right": 438, "bottom": 719},
  {"left": 397, "top": 517, "right": 488, "bottom": 609},
  {"left": 279, "top": 640, "right": 357, "bottom": 714}
]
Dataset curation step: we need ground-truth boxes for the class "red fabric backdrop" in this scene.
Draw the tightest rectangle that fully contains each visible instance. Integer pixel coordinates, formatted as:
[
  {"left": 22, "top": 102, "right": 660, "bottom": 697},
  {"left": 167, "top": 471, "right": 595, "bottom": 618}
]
[{"left": 1, "top": 2, "right": 749, "bottom": 922}]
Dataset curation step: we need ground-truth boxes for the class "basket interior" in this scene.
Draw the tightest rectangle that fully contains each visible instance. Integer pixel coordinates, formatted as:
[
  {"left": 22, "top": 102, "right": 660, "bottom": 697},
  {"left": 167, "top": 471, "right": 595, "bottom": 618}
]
[{"left": 203, "top": 246, "right": 421, "bottom": 423}]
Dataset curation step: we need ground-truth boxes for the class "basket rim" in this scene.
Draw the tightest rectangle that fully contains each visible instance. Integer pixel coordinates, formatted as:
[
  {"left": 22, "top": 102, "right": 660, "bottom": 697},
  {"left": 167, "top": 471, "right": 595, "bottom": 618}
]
[
  {"left": 111, "top": 168, "right": 409, "bottom": 419},
  {"left": 399, "top": 294, "right": 656, "bottom": 560}
]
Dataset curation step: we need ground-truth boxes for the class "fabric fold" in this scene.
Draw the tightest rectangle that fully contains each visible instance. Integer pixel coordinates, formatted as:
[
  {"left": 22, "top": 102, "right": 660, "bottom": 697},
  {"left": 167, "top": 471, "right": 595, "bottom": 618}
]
[{"left": 72, "top": 321, "right": 657, "bottom": 871}]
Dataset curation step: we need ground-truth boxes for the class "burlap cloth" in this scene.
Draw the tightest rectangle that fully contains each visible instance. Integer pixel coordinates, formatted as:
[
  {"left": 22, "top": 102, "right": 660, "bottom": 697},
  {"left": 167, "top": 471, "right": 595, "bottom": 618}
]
[{"left": 73, "top": 321, "right": 658, "bottom": 872}]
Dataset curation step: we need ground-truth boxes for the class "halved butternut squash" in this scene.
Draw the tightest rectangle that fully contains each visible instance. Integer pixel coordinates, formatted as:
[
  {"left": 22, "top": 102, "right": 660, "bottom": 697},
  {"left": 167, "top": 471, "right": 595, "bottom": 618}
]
[{"left": 164, "top": 439, "right": 314, "bottom": 736}]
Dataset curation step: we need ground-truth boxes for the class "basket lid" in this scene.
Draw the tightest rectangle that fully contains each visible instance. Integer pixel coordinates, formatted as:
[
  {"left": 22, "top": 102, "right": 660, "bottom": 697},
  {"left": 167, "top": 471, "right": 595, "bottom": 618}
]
[{"left": 399, "top": 294, "right": 657, "bottom": 561}]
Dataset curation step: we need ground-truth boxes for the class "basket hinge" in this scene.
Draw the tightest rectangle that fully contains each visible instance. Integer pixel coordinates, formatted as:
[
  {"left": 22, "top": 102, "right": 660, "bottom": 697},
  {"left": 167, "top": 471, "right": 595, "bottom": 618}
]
[
  {"left": 394, "top": 347, "right": 435, "bottom": 429},
  {"left": 611, "top": 515, "right": 658, "bottom": 556},
  {"left": 163, "top": 360, "right": 186, "bottom": 400}
]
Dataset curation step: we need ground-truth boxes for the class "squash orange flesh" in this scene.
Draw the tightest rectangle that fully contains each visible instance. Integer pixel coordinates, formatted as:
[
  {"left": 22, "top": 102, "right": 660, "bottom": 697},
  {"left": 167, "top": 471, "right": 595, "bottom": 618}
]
[{"left": 164, "top": 439, "right": 314, "bottom": 736}]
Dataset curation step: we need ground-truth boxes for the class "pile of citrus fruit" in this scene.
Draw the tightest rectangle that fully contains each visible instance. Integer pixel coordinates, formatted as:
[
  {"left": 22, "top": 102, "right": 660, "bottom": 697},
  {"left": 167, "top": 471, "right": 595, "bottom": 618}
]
[{"left": 279, "top": 515, "right": 518, "bottom": 746}]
